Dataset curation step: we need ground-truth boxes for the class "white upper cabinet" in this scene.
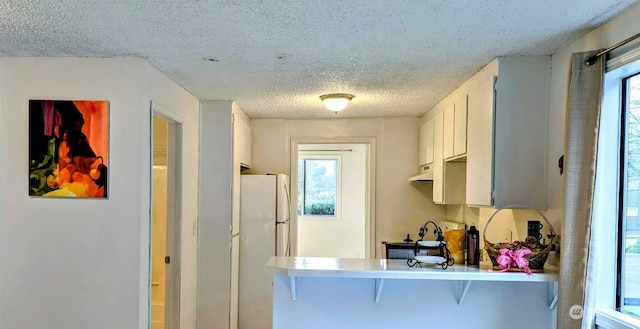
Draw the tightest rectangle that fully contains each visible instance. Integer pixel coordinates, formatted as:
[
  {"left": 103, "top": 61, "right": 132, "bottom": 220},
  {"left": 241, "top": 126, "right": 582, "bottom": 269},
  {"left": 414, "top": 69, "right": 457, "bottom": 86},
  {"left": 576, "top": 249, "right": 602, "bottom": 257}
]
[
  {"left": 465, "top": 57, "right": 550, "bottom": 209},
  {"left": 433, "top": 112, "right": 444, "bottom": 203},
  {"left": 466, "top": 75, "right": 496, "bottom": 207},
  {"left": 432, "top": 110, "right": 466, "bottom": 205},
  {"left": 453, "top": 93, "right": 468, "bottom": 157},
  {"left": 233, "top": 109, "right": 252, "bottom": 169},
  {"left": 443, "top": 93, "right": 468, "bottom": 160},
  {"left": 419, "top": 118, "right": 434, "bottom": 165},
  {"left": 419, "top": 56, "right": 549, "bottom": 207},
  {"left": 443, "top": 103, "right": 455, "bottom": 159}
]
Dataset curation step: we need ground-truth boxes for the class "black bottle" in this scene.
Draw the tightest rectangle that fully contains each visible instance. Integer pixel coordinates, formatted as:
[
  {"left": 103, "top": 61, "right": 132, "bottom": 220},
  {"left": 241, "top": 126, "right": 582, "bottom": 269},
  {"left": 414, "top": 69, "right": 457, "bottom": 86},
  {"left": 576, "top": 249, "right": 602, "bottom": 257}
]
[{"left": 466, "top": 226, "right": 480, "bottom": 266}]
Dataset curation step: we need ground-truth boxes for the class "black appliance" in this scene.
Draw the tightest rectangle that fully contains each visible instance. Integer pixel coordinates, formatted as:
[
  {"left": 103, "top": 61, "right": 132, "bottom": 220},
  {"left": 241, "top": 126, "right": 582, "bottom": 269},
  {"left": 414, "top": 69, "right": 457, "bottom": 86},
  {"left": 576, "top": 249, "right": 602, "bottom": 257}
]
[{"left": 380, "top": 242, "right": 431, "bottom": 259}]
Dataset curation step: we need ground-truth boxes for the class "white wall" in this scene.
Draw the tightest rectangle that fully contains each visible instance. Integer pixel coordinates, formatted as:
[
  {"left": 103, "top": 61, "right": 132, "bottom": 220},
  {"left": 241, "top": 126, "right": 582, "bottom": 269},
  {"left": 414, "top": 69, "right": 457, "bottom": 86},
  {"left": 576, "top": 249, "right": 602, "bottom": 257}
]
[
  {"left": 297, "top": 143, "right": 367, "bottom": 258},
  {"left": 248, "top": 118, "right": 448, "bottom": 257},
  {"left": 0, "top": 58, "right": 200, "bottom": 329},
  {"left": 546, "top": 2, "right": 640, "bottom": 236}
]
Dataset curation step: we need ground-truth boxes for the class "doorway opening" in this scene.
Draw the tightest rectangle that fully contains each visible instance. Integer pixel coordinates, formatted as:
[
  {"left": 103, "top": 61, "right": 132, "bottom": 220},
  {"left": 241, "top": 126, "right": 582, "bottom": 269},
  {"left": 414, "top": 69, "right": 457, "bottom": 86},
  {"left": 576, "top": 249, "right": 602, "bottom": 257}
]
[
  {"left": 290, "top": 138, "right": 376, "bottom": 258},
  {"left": 151, "top": 108, "right": 182, "bottom": 329}
]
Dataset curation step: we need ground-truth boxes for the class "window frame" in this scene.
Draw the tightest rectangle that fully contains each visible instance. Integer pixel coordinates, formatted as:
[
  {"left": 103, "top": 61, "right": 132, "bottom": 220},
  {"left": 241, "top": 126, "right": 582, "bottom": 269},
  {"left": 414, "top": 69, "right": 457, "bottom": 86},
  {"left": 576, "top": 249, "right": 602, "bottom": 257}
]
[
  {"left": 297, "top": 154, "right": 342, "bottom": 220},
  {"left": 594, "top": 54, "right": 640, "bottom": 329}
]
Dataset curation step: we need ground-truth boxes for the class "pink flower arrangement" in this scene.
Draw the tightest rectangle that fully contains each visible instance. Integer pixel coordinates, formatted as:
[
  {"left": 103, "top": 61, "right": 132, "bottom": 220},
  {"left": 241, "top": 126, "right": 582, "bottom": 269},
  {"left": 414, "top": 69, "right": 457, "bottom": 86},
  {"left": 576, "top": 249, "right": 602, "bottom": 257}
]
[{"left": 493, "top": 248, "right": 533, "bottom": 275}]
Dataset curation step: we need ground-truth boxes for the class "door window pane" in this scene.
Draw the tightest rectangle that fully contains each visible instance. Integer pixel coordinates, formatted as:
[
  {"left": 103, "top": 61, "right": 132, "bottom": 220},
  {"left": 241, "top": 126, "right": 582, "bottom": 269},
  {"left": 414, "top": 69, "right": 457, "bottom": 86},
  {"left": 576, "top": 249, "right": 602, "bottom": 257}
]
[{"left": 298, "top": 158, "right": 337, "bottom": 216}]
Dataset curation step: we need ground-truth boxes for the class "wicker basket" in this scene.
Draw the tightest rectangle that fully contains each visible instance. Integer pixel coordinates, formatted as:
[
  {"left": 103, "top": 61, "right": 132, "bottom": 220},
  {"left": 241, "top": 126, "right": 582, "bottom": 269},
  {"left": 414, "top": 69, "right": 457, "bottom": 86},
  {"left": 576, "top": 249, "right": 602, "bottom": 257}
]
[{"left": 483, "top": 205, "right": 556, "bottom": 272}]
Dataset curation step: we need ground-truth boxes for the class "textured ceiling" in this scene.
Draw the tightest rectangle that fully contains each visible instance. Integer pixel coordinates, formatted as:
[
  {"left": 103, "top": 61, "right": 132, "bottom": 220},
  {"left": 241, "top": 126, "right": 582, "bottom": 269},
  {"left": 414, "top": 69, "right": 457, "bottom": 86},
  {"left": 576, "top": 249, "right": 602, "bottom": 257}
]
[{"left": 0, "top": 1, "right": 638, "bottom": 119}]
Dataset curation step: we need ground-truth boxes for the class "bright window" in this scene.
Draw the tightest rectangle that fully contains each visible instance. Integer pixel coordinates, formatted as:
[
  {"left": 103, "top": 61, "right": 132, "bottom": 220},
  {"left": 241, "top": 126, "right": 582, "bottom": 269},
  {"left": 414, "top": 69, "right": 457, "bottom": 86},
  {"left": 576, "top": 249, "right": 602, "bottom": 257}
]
[
  {"left": 619, "top": 72, "right": 640, "bottom": 318},
  {"left": 297, "top": 157, "right": 339, "bottom": 217},
  {"left": 595, "top": 54, "right": 640, "bottom": 329}
]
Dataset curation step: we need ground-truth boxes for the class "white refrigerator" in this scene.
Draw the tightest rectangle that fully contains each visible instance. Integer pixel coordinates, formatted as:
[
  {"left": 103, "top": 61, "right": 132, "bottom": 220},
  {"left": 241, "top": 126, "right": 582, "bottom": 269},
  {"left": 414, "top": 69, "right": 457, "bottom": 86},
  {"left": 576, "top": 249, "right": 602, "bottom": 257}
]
[{"left": 239, "top": 174, "right": 291, "bottom": 329}]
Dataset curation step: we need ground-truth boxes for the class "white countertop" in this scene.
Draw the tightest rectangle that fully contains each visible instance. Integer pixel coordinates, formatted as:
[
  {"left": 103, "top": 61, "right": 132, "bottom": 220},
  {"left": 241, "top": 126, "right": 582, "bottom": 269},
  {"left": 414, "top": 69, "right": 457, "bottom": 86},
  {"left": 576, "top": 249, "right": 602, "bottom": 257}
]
[{"left": 265, "top": 256, "right": 558, "bottom": 282}]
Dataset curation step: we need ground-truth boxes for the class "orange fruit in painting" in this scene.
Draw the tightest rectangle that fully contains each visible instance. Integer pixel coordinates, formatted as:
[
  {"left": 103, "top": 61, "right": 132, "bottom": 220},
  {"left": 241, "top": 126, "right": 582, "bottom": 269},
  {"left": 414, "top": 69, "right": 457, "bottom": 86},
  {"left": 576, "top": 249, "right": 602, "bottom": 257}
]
[
  {"left": 72, "top": 171, "right": 90, "bottom": 183},
  {"left": 59, "top": 167, "right": 71, "bottom": 183},
  {"left": 72, "top": 171, "right": 83, "bottom": 183},
  {"left": 89, "top": 168, "right": 101, "bottom": 180},
  {"left": 46, "top": 174, "right": 59, "bottom": 189}
]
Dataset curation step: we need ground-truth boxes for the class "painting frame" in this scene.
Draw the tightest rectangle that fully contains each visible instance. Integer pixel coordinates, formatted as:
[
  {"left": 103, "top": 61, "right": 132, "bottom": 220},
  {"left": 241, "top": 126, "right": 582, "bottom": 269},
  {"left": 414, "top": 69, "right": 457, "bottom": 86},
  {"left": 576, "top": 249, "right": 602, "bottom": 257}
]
[{"left": 28, "top": 99, "right": 110, "bottom": 199}]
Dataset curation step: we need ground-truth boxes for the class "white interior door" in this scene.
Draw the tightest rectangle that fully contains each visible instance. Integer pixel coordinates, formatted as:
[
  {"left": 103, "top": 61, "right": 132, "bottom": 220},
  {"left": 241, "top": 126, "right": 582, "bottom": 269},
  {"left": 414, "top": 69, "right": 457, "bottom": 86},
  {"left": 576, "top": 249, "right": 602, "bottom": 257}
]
[{"left": 151, "top": 110, "right": 182, "bottom": 329}]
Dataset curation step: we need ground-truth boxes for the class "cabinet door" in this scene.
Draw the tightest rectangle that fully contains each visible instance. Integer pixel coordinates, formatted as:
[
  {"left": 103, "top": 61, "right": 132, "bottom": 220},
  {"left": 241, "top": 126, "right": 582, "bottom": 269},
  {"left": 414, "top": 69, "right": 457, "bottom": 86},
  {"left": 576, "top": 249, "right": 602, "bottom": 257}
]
[
  {"left": 454, "top": 93, "right": 468, "bottom": 156},
  {"left": 241, "top": 118, "right": 251, "bottom": 167},
  {"left": 418, "top": 122, "right": 427, "bottom": 165},
  {"left": 234, "top": 115, "right": 252, "bottom": 168},
  {"left": 233, "top": 113, "right": 242, "bottom": 164},
  {"left": 419, "top": 119, "right": 434, "bottom": 165},
  {"left": 425, "top": 119, "right": 434, "bottom": 164},
  {"left": 466, "top": 76, "right": 496, "bottom": 206},
  {"left": 443, "top": 104, "right": 455, "bottom": 159},
  {"left": 433, "top": 112, "right": 444, "bottom": 204}
]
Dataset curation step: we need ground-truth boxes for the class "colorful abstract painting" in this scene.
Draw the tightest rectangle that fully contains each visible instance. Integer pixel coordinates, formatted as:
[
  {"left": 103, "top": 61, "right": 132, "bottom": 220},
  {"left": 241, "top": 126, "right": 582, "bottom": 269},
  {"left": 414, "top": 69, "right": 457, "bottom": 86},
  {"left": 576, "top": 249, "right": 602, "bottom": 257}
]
[{"left": 29, "top": 100, "right": 109, "bottom": 198}]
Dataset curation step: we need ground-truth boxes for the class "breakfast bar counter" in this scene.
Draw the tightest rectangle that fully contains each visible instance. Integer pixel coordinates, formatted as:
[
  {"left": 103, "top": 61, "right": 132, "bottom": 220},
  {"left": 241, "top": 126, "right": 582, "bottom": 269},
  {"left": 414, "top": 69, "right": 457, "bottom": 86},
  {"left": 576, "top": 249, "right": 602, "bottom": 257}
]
[{"left": 265, "top": 256, "right": 558, "bottom": 329}]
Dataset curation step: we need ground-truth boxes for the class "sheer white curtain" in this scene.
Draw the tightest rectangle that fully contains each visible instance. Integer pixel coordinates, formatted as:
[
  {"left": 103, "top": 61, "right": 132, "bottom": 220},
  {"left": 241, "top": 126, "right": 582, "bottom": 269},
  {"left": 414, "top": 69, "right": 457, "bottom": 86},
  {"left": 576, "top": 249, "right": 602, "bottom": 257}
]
[{"left": 558, "top": 50, "right": 604, "bottom": 329}]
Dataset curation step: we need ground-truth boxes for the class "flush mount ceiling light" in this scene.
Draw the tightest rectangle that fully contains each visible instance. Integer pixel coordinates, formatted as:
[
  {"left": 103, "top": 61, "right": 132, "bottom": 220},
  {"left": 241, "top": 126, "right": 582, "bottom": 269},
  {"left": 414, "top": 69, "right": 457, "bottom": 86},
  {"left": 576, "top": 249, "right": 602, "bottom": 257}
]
[{"left": 319, "top": 93, "right": 354, "bottom": 113}]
